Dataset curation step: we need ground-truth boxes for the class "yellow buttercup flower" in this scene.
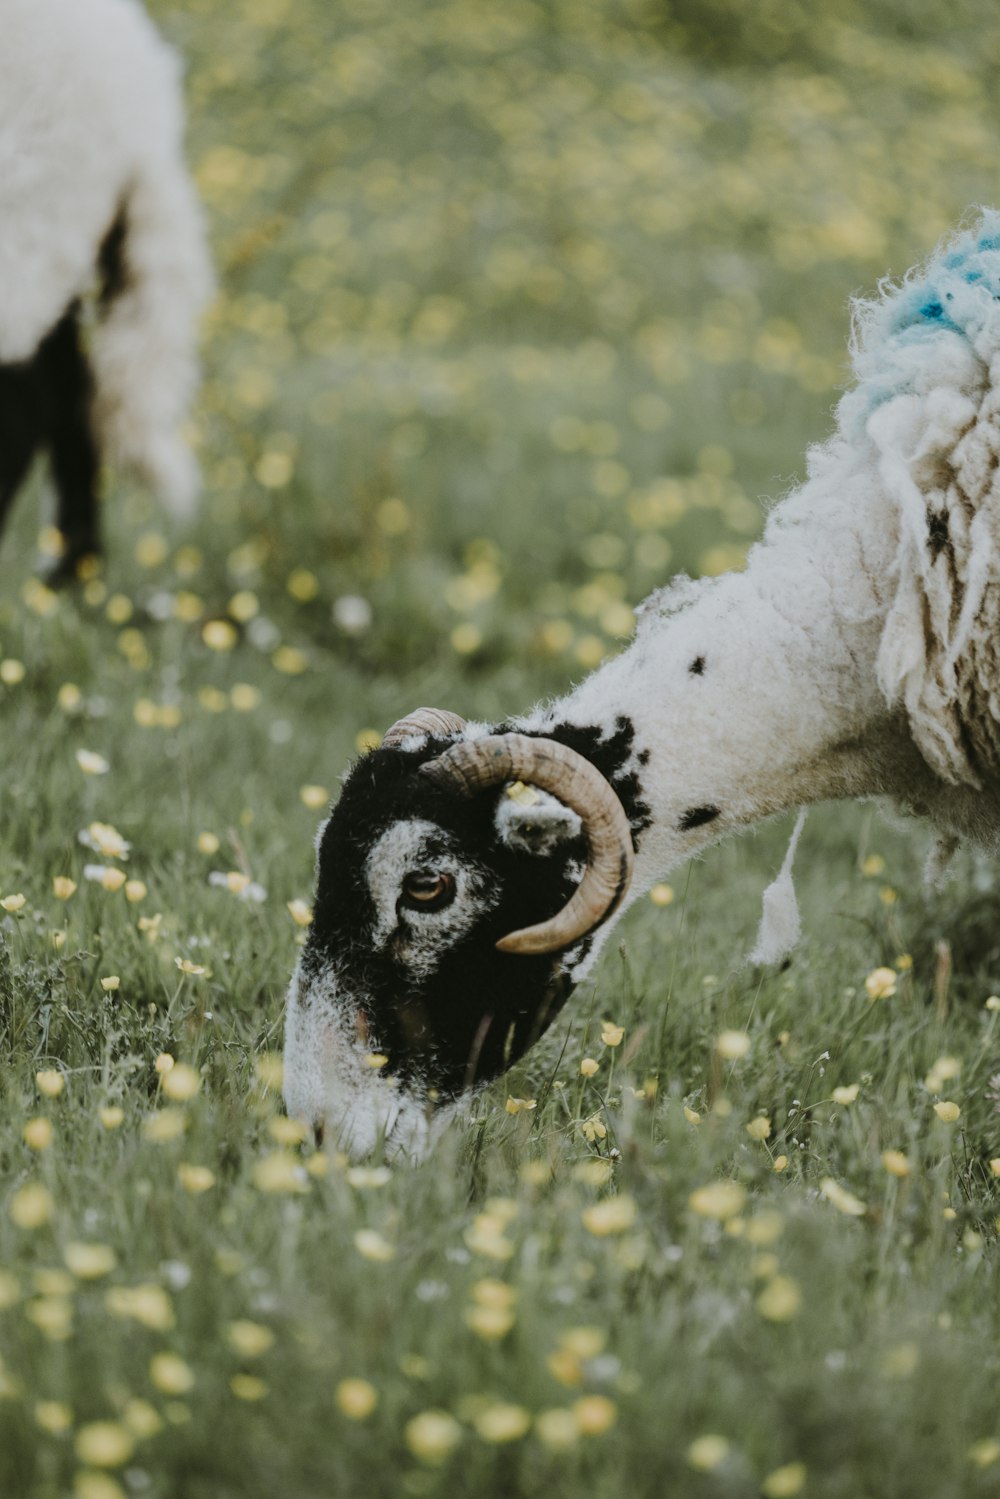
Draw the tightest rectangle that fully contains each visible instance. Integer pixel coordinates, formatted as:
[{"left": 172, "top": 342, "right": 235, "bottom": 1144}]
[
  {"left": 36, "top": 1069, "right": 65, "bottom": 1098},
  {"left": 504, "top": 1096, "right": 536, "bottom": 1115},
  {"left": 581, "top": 1194, "right": 637, "bottom": 1236},
  {"left": 535, "top": 1409, "right": 579, "bottom": 1449},
  {"left": 473, "top": 1403, "right": 531, "bottom": 1443},
  {"left": 687, "top": 1435, "right": 730, "bottom": 1472},
  {"left": 335, "top": 1378, "right": 379, "bottom": 1419},
  {"left": 756, "top": 1275, "right": 802, "bottom": 1322},
  {"left": 689, "top": 1180, "right": 746, "bottom": 1221},
  {"left": 23, "top": 1117, "right": 53, "bottom": 1151},
  {"left": 464, "top": 1304, "right": 515, "bottom": 1340},
  {"left": 820, "top": 1178, "right": 866, "bottom": 1216},
  {"left": 35, "top": 1400, "right": 73, "bottom": 1434},
  {"left": 969, "top": 1439, "right": 1000, "bottom": 1469},
  {"left": 161, "top": 1064, "right": 201, "bottom": 1101},
  {"left": 762, "top": 1462, "right": 807, "bottom": 1497},
  {"left": 353, "top": 1229, "right": 396, "bottom": 1262},
  {"left": 230, "top": 1374, "right": 268, "bottom": 1401},
  {"left": 64, "top": 1243, "right": 117, "bottom": 1279},
  {"left": 9, "top": 1183, "right": 55, "bottom": 1229},
  {"left": 865, "top": 966, "right": 897, "bottom": 1000},
  {"left": 105, "top": 1284, "right": 174, "bottom": 1331},
  {"left": 73, "top": 1472, "right": 127, "bottom": 1499},
  {"left": 85, "top": 822, "right": 129, "bottom": 859},
  {"left": 202, "top": 619, "right": 238, "bottom": 651},
  {"left": 177, "top": 1163, "right": 215, "bottom": 1194},
  {"left": 715, "top": 1029, "right": 751, "bottom": 1060},
  {"left": 122, "top": 1399, "right": 163, "bottom": 1439},
  {"left": 142, "top": 1109, "right": 187, "bottom": 1144},
  {"left": 74, "top": 1422, "right": 134, "bottom": 1468},
  {"left": 831, "top": 1083, "right": 859, "bottom": 1104},
  {"left": 573, "top": 1395, "right": 617, "bottom": 1436},
  {"left": 299, "top": 785, "right": 329, "bottom": 809},
  {"left": 225, "top": 1320, "right": 275, "bottom": 1358},
  {"left": 175, "top": 957, "right": 210, "bottom": 976},
  {"left": 149, "top": 1352, "right": 195, "bottom": 1395},
  {"left": 405, "top": 1409, "right": 463, "bottom": 1464},
  {"left": 252, "top": 1152, "right": 308, "bottom": 1194}
]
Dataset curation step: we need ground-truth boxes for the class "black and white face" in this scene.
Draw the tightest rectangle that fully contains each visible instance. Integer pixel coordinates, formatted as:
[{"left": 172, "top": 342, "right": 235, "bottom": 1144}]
[{"left": 283, "top": 735, "right": 591, "bottom": 1158}]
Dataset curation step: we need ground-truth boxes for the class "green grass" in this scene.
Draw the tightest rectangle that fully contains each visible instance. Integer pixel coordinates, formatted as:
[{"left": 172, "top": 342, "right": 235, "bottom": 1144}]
[{"left": 2, "top": 0, "right": 1000, "bottom": 1494}]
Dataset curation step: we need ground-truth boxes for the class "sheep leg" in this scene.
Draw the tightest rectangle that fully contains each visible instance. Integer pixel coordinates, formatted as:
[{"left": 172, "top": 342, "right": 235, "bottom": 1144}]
[
  {"left": 41, "top": 306, "right": 102, "bottom": 585},
  {"left": 0, "top": 358, "right": 43, "bottom": 544}
]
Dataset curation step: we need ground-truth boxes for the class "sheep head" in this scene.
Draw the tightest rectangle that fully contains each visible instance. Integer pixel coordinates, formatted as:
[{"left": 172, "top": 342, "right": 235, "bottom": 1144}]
[{"left": 283, "top": 708, "right": 635, "bottom": 1158}]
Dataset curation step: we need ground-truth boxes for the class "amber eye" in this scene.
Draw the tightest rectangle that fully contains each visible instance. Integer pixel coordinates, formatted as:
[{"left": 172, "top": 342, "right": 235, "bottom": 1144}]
[{"left": 400, "top": 870, "right": 456, "bottom": 913}]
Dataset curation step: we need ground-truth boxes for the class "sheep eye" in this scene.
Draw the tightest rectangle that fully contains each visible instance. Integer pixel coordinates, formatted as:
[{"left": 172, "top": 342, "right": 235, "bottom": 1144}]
[{"left": 400, "top": 870, "right": 455, "bottom": 912}]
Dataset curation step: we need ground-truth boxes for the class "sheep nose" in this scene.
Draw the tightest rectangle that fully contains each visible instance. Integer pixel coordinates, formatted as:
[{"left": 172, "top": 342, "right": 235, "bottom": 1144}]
[{"left": 314, "top": 1119, "right": 326, "bottom": 1148}]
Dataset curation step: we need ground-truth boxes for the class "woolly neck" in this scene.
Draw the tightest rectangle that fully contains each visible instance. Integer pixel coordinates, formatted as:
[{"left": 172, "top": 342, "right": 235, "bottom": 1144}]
[
  {"left": 542, "top": 539, "right": 891, "bottom": 893},
  {"left": 523, "top": 472, "right": 981, "bottom": 964}
]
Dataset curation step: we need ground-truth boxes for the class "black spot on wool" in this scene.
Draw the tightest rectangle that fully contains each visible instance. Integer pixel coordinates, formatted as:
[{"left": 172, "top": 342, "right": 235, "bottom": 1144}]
[
  {"left": 926, "top": 508, "right": 950, "bottom": 561},
  {"left": 679, "top": 805, "right": 720, "bottom": 831},
  {"left": 689, "top": 655, "right": 705, "bottom": 675}
]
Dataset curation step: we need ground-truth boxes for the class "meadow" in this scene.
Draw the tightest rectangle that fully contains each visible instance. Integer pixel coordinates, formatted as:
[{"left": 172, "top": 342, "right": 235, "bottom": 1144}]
[{"left": 2, "top": 0, "right": 1000, "bottom": 1494}]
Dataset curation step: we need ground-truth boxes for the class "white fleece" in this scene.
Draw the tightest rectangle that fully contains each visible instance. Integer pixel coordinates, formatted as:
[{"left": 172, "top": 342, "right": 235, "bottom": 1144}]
[
  {"left": 0, "top": 0, "right": 212, "bottom": 511},
  {"left": 518, "top": 214, "right": 1000, "bottom": 969}
]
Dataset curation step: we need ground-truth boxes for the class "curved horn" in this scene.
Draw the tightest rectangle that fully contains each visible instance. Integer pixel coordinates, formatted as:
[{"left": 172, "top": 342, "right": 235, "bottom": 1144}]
[
  {"left": 420, "top": 733, "right": 634, "bottom": 955},
  {"left": 382, "top": 708, "right": 467, "bottom": 748}
]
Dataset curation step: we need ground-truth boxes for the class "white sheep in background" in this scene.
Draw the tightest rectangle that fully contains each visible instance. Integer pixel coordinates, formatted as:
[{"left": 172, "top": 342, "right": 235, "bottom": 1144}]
[
  {"left": 0, "top": 0, "right": 212, "bottom": 579},
  {"left": 285, "top": 210, "right": 1000, "bottom": 1158}
]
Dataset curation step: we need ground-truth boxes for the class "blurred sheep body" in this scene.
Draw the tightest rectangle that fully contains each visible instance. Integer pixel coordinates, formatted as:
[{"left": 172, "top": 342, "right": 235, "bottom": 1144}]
[
  {"left": 285, "top": 211, "right": 1000, "bottom": 1157},
  {"left": 0, "top": 0, "right": 212, "bottom": 576}
]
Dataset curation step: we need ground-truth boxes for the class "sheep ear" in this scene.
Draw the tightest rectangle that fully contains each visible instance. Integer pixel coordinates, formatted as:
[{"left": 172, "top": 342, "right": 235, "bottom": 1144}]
[{"left": 493, "top": 782, "right": 582, "bottom": 857}]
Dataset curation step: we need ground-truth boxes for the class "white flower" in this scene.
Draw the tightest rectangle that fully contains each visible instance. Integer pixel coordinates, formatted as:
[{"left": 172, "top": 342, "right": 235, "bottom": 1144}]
[
  {"left": 78, "top": 822, "right": 131, "bottom": 860},
  {"left": 333, "top": 595, "right": 373, "bottom": 635},
  {"left": 208, "top": 871, "right": 266, "bottom": 902},
  {"left": 75, "top": 749, "right": 110, "bottom": 775}
]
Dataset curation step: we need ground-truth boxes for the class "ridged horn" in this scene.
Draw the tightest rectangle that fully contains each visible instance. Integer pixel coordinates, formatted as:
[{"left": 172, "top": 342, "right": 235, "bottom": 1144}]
[
  {"left": 420, "top": 733, "right": 634, "bottom": 955},
  {"left": 382, "top": 707, "right": 467, "bottom": 748}
]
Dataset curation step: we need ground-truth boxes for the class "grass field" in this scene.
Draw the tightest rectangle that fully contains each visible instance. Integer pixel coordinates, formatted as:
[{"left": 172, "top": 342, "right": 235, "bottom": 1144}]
[{"left": 2, "top": 0, "right": 1000, "bottom": 1495}]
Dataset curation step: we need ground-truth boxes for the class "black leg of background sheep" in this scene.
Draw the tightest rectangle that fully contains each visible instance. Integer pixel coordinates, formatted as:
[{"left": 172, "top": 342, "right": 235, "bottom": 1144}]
[
  {"left": 41, "top": 306, "right": 102, "bottom": 585},
  {"left": 0, "top": 306, "right": 100, "bottom": 584}
]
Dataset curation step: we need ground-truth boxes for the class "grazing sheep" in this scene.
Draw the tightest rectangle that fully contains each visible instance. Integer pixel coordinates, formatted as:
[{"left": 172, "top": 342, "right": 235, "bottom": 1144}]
[
  {"left": 285, "top": 210, "right": 1000, "bottom": 1157},
  {"left": 0, "top": 0, "right": 212, "bottom": 580}
]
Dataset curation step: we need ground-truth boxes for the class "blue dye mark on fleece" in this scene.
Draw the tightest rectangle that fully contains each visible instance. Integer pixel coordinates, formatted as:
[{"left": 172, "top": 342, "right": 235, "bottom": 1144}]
[{"left": 840, "top": 209, "right": 1000, "bottom": 439}]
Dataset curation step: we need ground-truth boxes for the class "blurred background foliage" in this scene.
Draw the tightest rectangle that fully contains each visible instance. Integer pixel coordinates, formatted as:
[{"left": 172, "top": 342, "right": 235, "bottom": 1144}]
[
  {"left": 2, "top": 1, "right": 1000, "bottom": 1495},
  {"left": 33, "top": 0, "right": 996, "bottom": 704}
]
